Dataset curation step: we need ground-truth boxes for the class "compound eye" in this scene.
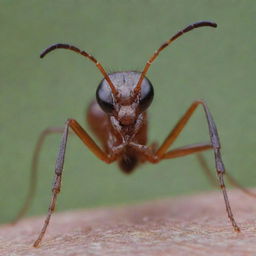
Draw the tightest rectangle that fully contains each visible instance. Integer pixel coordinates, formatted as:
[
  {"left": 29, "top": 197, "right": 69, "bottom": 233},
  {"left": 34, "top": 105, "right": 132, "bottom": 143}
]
[
  {"left": 96, "top": 82, "right": 115, "bottom": 113},
  {"left": 138, "top": 79, "right": 154, "bottom": 112}
]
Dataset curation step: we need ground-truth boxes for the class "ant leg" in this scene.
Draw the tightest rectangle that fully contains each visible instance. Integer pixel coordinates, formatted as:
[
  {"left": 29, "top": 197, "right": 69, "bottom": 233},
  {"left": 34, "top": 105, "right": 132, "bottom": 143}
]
[
  {"left": 197, "top": 153, "right": 256, "bottom": 198},
  {"left": 33, "top": 119, "right": 115, "bottom": 248},
  {"left": 155, "top": 100, "right": 240, "bottom": 232},
  {"left": 13, "top": 127, "right": 65, "bottom": 223},
  {"left": 162, "top": 142, "right": 212, "bottom": 159},
  {"left": 130, "top": 142, "right": 212, "bottom": 163}
]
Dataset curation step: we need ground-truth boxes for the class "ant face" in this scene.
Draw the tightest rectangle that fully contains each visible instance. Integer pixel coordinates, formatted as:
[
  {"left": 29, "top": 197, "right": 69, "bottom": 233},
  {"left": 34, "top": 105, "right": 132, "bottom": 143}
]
[{"left": 96, "top": 72, "right": 154, "bottom": 126}]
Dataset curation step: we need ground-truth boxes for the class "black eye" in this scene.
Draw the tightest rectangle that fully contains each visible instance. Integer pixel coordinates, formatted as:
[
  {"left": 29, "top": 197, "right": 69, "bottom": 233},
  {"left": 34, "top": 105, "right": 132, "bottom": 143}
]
[
  {"left": 96, "top": 81, "right": 115, "bottom": 113},
  {"left": 139, "top": 79, "right": 154, "bottom": 112}
]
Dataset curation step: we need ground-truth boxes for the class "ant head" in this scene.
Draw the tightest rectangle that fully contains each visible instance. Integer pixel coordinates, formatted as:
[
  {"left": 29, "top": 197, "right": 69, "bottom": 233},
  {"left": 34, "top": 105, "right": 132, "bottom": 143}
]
[
  {"left": 95, "top": 21, "right": 216, "bottom": 126},
  {"left": 96, "top": 72, "right": 154, "bottom": 125},
  {"left": 40, "top": 21, "right": 216, "bottom": 127}
]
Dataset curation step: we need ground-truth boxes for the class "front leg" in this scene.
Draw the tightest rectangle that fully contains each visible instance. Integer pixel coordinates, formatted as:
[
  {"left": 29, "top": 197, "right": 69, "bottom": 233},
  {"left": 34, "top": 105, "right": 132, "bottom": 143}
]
[
  {"left": 159, "top": 100, "right": 240, "bottom": 231},
  {"left": 33, "top": 119, "right": 116, "bottom": 247},
  {"left": 133, "top": 100, "right": 240, "bottom": 232}
]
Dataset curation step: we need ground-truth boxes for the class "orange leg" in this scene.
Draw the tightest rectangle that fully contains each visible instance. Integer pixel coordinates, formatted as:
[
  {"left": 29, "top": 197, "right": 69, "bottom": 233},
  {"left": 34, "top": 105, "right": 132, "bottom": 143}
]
[
  {"left": 33, "top": 119, "right": 116, "bottom": 247},
  {"left": 154, "top": 100, "right": 240, "bottom": 232},
  {"left": 162, "top": 142, "right": 212, "bottom": 159}
]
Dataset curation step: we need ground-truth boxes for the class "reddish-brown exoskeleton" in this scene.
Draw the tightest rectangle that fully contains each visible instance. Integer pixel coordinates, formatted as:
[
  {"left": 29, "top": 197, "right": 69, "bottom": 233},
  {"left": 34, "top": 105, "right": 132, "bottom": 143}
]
[{"left": 15, "top": 21, "right": 252, "bottom": 247}]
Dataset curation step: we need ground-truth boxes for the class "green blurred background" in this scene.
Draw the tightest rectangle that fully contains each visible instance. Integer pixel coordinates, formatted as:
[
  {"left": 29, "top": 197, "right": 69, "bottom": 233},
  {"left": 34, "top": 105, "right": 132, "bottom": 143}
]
[{"left": 0, "top": 1, "right": 256, "bottom": 223}]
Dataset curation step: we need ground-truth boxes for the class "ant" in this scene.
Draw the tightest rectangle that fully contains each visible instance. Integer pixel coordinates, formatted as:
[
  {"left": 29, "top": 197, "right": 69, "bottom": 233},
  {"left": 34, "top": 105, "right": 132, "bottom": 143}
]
[{"left": 13, "top": 21, "right": 256, "bottom": 247}]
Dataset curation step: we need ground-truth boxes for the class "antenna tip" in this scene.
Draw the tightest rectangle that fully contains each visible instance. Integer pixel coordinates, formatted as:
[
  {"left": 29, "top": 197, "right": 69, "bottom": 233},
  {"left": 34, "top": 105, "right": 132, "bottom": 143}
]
[
  {"left": 39, "top": 51, "right": 46, "bottom": 58},
  {"left": 197, "top": 21, "right": 217, "bottom": 28},
  {"left": 212, "top": 22, "right": 217, "bottom": 28}
]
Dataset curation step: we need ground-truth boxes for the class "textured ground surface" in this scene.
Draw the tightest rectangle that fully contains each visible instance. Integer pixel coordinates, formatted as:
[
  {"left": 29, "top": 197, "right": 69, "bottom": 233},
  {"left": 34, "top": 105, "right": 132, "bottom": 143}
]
[{"left": 0, "top": 190, "right": 256, "bottom": 256}]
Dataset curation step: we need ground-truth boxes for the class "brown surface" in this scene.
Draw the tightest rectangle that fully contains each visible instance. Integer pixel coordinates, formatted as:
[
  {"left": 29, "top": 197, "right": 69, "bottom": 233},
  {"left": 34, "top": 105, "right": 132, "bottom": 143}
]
[{"left": 0, "top": 190, "right": 256, "bottom": 256}]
